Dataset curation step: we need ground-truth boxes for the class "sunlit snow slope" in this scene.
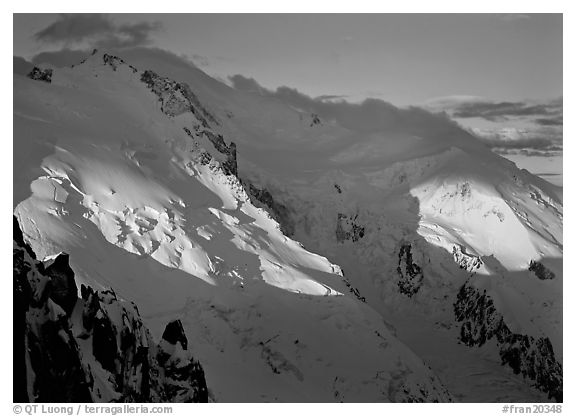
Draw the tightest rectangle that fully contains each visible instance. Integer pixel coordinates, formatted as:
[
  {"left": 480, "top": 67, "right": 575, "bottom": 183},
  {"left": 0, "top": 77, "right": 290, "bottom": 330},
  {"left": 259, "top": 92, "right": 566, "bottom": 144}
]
[{"left": 14, "top": 52, "right": 453, "bottom": 402}]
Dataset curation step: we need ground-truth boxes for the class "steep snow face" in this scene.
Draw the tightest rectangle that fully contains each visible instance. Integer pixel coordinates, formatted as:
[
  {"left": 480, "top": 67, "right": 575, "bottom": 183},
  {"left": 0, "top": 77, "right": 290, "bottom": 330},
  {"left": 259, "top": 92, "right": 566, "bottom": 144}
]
[
  {"left": 106, "top": 49, "right": 563, "bottom": 401},
  {"left": 15, "top": 53, "right": 339, "bottom": 296},
  {"left": 14, "top": 52, "right": 452, "bottom": 402},
  {"left": 410, "top": 149, "right": 562, "bottom": 271}
]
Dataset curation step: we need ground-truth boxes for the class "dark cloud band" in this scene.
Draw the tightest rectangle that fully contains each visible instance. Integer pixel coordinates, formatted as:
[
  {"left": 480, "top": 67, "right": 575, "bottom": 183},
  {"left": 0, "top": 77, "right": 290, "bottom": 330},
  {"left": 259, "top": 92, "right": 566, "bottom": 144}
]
[
  {"left": 33, "top": 14, "right": 161, "bottom": 49},
  {"left": 534, "top": 116, "right": 563, "bottom": 126},
  {"left": 452, "top": 100, "right": 562, "bottom": 121}
]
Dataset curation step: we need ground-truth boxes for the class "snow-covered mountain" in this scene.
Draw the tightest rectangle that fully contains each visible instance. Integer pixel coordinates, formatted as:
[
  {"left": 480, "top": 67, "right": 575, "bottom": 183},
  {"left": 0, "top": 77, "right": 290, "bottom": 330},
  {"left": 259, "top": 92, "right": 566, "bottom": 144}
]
[
  {"left": 14, "top": 49, "right": 562, "bottom": 402},
  {"left": 14, "top": 51, "right": 453, "bottom": 403}
]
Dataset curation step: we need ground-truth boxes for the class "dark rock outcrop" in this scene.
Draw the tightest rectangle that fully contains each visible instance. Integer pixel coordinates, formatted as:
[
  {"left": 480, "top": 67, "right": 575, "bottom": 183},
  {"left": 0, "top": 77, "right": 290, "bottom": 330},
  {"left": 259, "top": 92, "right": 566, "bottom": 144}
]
[
  {"left": 199, "top": 130, "right": 237, "bottom": 177},
  {"left": 183, "top": 127, "right": 237, "bottom": 177},
  {"left": 140, "top": 70, "right": 218, "bottom": 126},
  {"left": 102, "top": 53, "right": 137, "bottom": 73},
  {"left": 162, "top": 320, "right": 188, "bottom": 349},
  {"left": 13, "top": 216, "right": 209, "bottom": 403},
  {"left": 454, "top": 284, "right": 562, "bottom": 402},
  {"left": 13, "top": 221, "right": 31, "bottom": 403},
  {"left": 247, "top": 183, "right": 295, "bottom": 236},
  {"left": 76, "top": 285, "right": 209, "bottom": 402},
  {"left": 43, "top": 253, "right": 78, "bottom": 316},
  {"left": 452, "top": 245, "right": 483, "bottom": 273},
  {"left": 335, "top": 213, "right": 365, "bottom": 243},
  {"left": 140, "top": 69, "right": 238, "bottom": 179},
  {"left": 157, "top": 320, "right": 208, "bottom": 402},
  {"left": 142, "top": 67, "right": 240, "bottom": 180},
  {"left": 27, "top": 67, "right": 53, "bottom": 83},
  {"left": 396, "top": 243, "right": 424, "bottom": 297},
  {"left": 224, "top": 142, "right": 237, "bottom": 177},
  {"left": 13, "top": 216, "right": 92, "bottom": 402},
  {"left": 310, "top": 113, "right": 321, "bottom": 127},
  {"left": 528, "top": 260, "right": 555, "bottom": 280},
  {"left": 343, "top": 277, "right": 366, "bottom": 303}
]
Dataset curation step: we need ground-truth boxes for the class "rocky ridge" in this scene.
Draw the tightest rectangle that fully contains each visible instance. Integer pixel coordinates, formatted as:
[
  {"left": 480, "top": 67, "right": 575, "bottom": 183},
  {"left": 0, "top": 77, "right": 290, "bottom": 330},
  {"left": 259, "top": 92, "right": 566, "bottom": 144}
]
[
  {"left": 13, "top": 216, "right": 208, "bottom": 403},
  {"left": 452, "top": 245, "right": 483, "bottom": 273},
  {"left": 396, "top": 243, "right": 425, "bottom": 297},
  {"left": 27, "top": 67, "right": 53, "bottom": 83},
  {"left": 454, "top": 283, "right": 562, "bottom": 402}
]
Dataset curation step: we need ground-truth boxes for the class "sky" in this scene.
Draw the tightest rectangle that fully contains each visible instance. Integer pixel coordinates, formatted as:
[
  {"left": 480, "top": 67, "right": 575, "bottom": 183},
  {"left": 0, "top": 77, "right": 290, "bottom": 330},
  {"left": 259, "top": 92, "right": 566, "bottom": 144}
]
[{"left": 12, "top": 13, "right": 563, "bottom": 185}]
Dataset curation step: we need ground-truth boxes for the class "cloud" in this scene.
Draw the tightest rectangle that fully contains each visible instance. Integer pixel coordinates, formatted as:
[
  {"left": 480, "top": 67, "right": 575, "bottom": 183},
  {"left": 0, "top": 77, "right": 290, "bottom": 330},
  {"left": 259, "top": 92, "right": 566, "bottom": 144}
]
[
  {"left": 228, "top": 74, "right": 268, "bottom": 94},
  {"left": 315, "top": 94, "right": 348, "bottom": 101},
  {"left": 229, "top": 74, "right": 564, "bottom": 161},
  {"left": 479, "top": 137, "right": 559, "bottom": 151},
  {"left": 33, "top": 14, "right": 161, "bottom": 49},
  {"left": 451, "top": 100, "right": 562, "bottom": 121},
  {"left": 426, "top": 95, "right": 562, "bottom": 153},
  {"left": 469, "top": 126, "right": 562, "bottom": 151},
  {"left": 34, "top": 14, "right": 113, "bottom": 43},
  {"left": 229, "top": 74, "right": 479, "bottom": 139},
  {"left": 534, "top": 116, "right": 563, "bottom": 126},
  {"left": 190, "top": 54, "right": 210, "bottom": 67},
  {"left": 425, "top": 95, "right": 485, "bottom": 109},
  {"left": 96, "top": 21, "right": 162, "bottom": 49},
  {"left": 494, "top": 148, "right": 562, "bottom": 158},
  {"left": 187, "top": 54, "right": 237, "bottom": 69}
]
